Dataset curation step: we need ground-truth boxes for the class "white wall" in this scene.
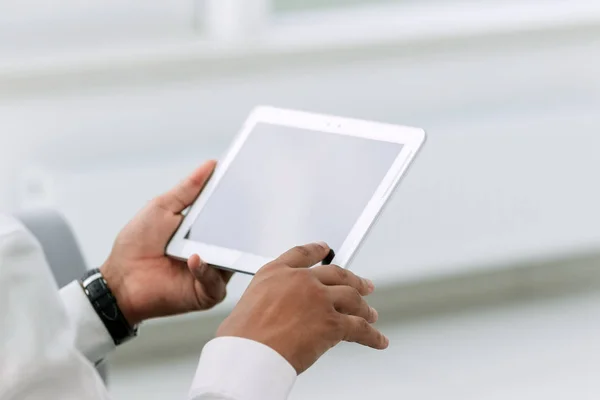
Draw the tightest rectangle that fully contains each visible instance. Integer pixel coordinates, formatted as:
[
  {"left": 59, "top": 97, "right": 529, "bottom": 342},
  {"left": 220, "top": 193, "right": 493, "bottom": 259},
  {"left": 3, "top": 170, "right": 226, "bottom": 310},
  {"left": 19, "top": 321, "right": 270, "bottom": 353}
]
[
  {"left": 105, "top": 249, "right": 600, "bottom": 399},
  {"left": 2, "top": 26, "right": 600, "bottom": 282},
  {"left": 108, "top": 289, "right": 600, "bottom": 400},
  {"left": 1, "top": 16, "right": 600, "bottom": 400}
]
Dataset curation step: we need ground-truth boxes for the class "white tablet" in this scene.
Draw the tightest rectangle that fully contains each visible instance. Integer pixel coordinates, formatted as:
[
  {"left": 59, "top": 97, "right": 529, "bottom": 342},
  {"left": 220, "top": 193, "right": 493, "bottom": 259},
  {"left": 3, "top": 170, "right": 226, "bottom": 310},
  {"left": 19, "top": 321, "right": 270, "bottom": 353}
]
[{"left": 166, "top": 106, "right": 426, "bottom": 275}]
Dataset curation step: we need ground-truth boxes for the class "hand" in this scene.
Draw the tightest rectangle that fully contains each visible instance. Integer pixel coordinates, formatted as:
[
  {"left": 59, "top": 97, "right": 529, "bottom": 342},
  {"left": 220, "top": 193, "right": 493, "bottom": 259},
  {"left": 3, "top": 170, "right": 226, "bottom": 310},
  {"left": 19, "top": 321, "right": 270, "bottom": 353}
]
[
  {"left": 100, "top": 160, "right": 233, "bottom": 326},
  {"left": 216, "top": 242, "right": 388, "bottom": 374}
]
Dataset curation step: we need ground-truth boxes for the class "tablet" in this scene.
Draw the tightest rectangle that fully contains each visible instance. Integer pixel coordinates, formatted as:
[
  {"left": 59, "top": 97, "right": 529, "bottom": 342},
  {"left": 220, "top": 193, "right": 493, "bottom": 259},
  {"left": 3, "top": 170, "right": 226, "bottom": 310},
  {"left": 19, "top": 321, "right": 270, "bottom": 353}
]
[{"left": 166, "top": 106, "right": 426, "bottom": 275}]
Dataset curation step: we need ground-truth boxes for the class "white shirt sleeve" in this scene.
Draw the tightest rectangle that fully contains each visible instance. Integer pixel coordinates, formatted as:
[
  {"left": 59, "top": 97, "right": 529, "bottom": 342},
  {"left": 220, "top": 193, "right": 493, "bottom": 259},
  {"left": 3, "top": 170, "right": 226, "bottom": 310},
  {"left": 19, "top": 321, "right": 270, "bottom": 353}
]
[
  {"left": 0, "top": 214, "right": 110, "bottom": 400},
  {"left": 60, "top": 281, "right": 116, "bottom": 364},
  {"left": 189, "top": 337, "right": 297, "bottom": 400},
  {"left": 0, "top": 213, "right": 297, "bottom": 399}
]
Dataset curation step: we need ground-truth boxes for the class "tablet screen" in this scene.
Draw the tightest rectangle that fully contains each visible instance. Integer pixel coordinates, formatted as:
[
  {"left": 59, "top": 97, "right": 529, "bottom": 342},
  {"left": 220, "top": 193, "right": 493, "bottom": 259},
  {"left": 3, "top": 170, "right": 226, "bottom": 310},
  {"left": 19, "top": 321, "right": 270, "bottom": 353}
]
[{"left": 186, "top": 123, "right": 403, "bottom": 258}]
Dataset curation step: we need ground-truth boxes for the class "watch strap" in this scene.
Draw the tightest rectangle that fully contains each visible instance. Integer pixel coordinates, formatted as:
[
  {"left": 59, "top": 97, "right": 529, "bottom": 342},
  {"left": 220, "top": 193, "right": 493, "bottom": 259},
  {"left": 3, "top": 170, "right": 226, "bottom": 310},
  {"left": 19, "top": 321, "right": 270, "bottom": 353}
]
[{"left": 79, "top": 268, "right": 138, "bottom": 346}]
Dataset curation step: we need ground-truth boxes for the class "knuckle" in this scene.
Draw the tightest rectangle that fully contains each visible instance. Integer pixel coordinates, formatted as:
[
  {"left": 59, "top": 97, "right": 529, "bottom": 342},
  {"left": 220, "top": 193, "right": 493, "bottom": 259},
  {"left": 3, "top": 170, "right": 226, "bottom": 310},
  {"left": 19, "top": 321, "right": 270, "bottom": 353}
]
[
  {"left": 350, "top": 287, "right": 362, "bottom": 303},
  {"left": 342, "top": 287, "right": 362, "bottom": 307},
  {"left": 333, "top": 265, "right": 349, "bottom": 281},
  {"left": 291, "top": 269, "right": 319, "bottom": 289},
  {"left": 260, "top": 261, "right": 279, "bottom": 272},
  {"left": 292, "top": 245, "right": 311, "bottom": 258},
  {"left": 357, "top": 317, "right": 370, "bottom": 333},
  {"left": 311, "top": 282, "right": 330, "bottom": 302},
  {"left": 296, "top": 267, "right": 314, "bottom": 280},
  {"left": 149, "top": 196, "right": 163, "bottom": 208},
  {"left": 256, "top": 262, "right": 278, "bottom": 277}
]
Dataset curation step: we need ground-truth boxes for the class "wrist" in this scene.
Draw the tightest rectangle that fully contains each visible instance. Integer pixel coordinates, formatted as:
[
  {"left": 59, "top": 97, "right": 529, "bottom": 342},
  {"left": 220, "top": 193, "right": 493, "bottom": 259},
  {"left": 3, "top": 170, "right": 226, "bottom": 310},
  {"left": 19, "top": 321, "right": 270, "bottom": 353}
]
[
  {"left": 99, "top": 260, "right": 140, "bottom": 326},
  {"left": 80, "top": 267, "right": 139, "bottom": 345}
]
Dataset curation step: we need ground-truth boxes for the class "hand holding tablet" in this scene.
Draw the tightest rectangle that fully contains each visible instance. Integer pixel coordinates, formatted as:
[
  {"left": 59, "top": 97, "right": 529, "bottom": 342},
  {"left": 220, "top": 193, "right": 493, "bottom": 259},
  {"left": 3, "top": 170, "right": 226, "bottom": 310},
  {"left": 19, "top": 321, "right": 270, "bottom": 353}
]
[{"left": 167, "top": 106, "right": 425, "bottom": 275}]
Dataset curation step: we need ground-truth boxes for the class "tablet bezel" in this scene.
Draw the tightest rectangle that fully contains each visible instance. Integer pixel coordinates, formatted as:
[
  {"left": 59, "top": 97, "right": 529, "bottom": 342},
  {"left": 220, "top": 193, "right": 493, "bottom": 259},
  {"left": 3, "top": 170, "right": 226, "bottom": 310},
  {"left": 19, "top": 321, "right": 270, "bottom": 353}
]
[{"left": 166, "top": 106, "right": 426, "bottom": 274}]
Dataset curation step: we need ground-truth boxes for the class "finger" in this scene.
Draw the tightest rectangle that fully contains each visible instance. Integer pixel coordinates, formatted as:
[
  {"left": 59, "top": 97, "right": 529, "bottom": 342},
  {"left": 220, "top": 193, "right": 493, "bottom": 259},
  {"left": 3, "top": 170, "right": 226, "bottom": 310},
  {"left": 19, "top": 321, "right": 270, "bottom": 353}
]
[
  {"left": 312, "top": 265, "right": 374, "bottom": 296},
  {"left": 189, "top": 255, "right": 234, "bottom": 284},
  {"left": 189, "top": 255, "right": 233, "bottom": 286},
  {"left": 275, "top": 242, "right": 331, "bottom": 269},
  {"left": 188, "top": 256, "right": 227, "bottom": 302},
  {"left": 342, "top": 315, "right": 389, "bottom": 350},
  {"left": 217, "top": 269, "right": 234, "bottom": 284},
  {"left": 158, "top": 160, "right": 217, "bottom": 214},
  {"left": 188, "top": 253, "right": 202, "bottom": 269},
  {"left": 329, "top": 286, "right": 378, "bottom": 323}
]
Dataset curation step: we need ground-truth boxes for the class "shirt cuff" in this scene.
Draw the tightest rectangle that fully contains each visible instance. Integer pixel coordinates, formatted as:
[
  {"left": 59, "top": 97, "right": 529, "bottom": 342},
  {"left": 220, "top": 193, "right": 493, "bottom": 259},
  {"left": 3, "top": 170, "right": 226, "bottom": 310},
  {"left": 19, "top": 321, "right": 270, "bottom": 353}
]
[
  {"left": 60, "top": 280, "right": 115, "bottom": 364},
  {"left": 189, "top": 337, "right": 297, "bottom": 400}
]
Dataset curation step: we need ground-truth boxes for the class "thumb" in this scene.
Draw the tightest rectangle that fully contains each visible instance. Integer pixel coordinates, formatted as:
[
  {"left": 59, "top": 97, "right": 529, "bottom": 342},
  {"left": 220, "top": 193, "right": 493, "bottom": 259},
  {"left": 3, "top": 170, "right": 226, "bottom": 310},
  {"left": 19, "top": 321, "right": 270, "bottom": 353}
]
[{"left": 157, "top": 160, "right": 216, "bottom": 213}]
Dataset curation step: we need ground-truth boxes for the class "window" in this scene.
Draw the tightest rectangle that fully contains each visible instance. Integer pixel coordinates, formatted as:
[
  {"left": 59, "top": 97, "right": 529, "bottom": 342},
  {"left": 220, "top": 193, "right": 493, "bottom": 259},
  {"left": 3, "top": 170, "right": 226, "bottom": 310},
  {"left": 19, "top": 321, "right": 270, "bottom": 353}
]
[
  {"left": 0, "top": 1, "right": 203, "bottom": 57},
  {"left": 0, "top": 0, "right": 595, "bottom": 65},
  {"left": 272, "top": 0, "right": 399, "bottom": 13}
]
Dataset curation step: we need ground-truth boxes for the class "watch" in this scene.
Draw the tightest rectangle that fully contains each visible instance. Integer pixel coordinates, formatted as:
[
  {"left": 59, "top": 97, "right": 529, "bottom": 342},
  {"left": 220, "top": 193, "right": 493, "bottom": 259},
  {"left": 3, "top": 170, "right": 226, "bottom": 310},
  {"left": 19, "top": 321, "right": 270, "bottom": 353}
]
[{"left": 79, "top": 268, "right": 138, "bottom": 345}]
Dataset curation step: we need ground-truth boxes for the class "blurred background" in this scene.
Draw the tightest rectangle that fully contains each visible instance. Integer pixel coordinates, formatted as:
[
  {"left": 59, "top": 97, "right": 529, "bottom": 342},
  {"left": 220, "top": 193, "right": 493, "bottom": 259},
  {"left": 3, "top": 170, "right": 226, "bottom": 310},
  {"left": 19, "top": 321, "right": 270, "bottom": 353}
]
[{"left": 1, "top": 0, "right": 600, "bottom": 399}]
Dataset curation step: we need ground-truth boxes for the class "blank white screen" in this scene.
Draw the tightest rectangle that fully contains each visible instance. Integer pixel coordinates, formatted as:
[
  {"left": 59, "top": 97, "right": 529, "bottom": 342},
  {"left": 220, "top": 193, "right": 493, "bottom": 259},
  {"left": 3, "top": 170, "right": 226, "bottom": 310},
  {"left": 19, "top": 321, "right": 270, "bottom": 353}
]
[{"left": 187, "top": 123, "right": 403, "bottom": 258}]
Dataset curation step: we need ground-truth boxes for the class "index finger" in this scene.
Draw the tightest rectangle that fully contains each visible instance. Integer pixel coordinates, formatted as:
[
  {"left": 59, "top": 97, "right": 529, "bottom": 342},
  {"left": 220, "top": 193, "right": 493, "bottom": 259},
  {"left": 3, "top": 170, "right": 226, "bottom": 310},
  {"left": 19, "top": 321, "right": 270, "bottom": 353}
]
[
  {"left": 276, "top": 242, "right": 331, "bottom": 269},
  {"left": 312, "top": 265, "right": 374, "bottom": 296}
]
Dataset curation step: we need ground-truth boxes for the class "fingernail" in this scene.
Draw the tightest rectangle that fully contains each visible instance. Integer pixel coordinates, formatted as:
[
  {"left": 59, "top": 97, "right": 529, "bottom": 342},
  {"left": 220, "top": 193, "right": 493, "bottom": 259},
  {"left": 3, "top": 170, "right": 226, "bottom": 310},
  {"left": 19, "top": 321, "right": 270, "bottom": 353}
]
[
  {"left": 366, "top": 279, "right": 375, "bottom": 293},
  {"left": 370, "top": 307, "right": 379, "bottom": 323},
  {"left": 317, "top": 241, "right": 329, "bottom": 250},
  {"left": 383, "top": 336, "right": 390, "bottom": 348},
  {"left": 191, "top": 258, "right": 208, "bottom": 278}
]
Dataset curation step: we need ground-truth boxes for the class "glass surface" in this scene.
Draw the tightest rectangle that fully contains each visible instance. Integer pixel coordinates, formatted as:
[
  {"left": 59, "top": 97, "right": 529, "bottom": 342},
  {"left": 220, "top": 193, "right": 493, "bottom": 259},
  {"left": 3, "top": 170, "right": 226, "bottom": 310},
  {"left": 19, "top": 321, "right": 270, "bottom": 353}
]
[{"left": 187, "top": 123, "right": 403, "bottom": 258}]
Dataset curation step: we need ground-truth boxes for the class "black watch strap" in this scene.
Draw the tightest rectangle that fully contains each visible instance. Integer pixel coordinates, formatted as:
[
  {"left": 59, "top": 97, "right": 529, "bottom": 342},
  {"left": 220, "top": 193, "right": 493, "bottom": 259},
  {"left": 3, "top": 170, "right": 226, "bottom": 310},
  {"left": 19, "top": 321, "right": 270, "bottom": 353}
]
[{"left": 79, "top": 268, "right": 138, "bottom": 346}]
